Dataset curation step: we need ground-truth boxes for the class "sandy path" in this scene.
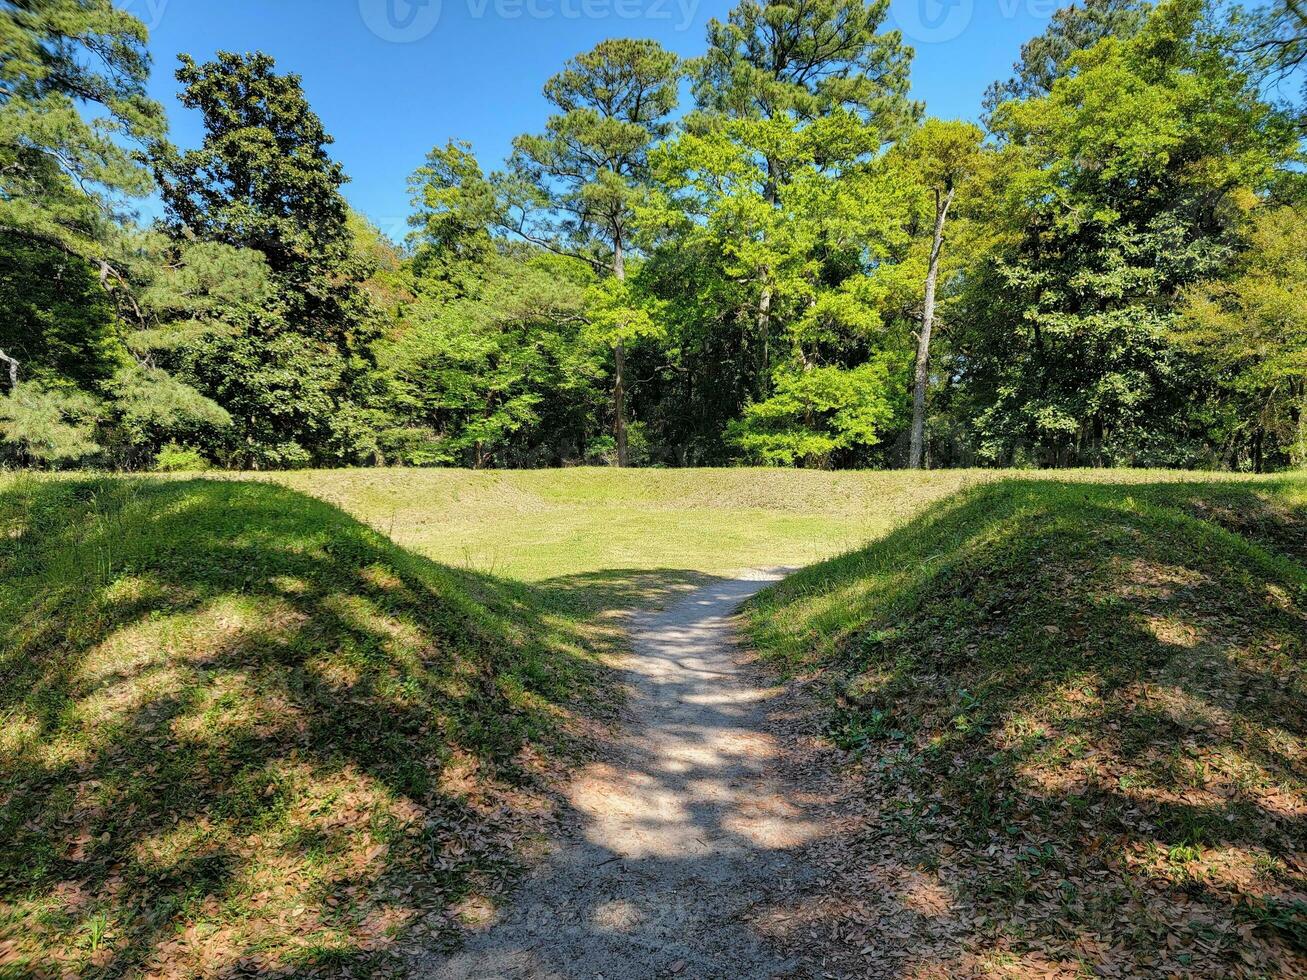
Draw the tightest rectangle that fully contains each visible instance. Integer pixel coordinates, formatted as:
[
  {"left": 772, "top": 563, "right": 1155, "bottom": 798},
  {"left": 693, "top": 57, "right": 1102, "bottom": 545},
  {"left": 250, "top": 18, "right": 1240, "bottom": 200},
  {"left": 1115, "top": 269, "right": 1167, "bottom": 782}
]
[{"left": 416, "top": 570, "right": 827, "bottom": 979}]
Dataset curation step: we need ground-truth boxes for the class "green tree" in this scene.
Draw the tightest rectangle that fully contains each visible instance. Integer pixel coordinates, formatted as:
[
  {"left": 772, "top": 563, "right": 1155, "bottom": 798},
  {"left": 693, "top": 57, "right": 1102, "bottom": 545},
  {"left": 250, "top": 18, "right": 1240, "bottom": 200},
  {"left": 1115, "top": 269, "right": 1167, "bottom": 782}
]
[
  {"left": 0, "top": 383, "right": 99, "bottom": 466},
  {"left": 648, "top": 0, "right": 921, "bottom": 466},
  {"left": 152, "top": 52, "right": 380, "bottom": 466},
  {"left": 0, "top": 0, "right": 165, "bottom": 260},
  {"left": 983, "top": 0, "right": 1152, "bottom": 114},
  {"left": 0, "top": 234, "right": 123, "bottom": 389},
  {"left": 0, "top": 0, "right": 165, "bottom": 391},
  {"left": 893, "top": 120, "right": 987, "bottom": 469},
  {"left": 408, "top": 140, "right": 501, "bottom": 292},
  {"left": 955, "top": 0, "right": 1298, "bottom": 467},
  {"left": 379, "top": 253, "right": 600, "bottom": 467},
  {"left": 507, "top": 39, "right": 680, "bottom": 466},
  {"left": 689, "top": 0, "right": 917, "bottom": 366},
  {"left": 1177, "top": 205, "right": 1307, "bottom": 468}
]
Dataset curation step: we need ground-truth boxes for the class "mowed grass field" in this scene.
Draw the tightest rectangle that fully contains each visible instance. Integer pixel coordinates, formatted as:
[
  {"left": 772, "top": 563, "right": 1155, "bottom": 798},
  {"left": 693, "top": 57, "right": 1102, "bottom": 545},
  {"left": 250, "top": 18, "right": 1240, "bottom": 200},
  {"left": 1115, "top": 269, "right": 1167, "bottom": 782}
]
[
  {"left": 260, "top": 467, "right": 986, "bottom": 582},
  {"left": 0, "top": 466, "right": 1303, "bottom": 976},
  {"left": 255, "top": 467, "right": 1287, "bottom": 583}
]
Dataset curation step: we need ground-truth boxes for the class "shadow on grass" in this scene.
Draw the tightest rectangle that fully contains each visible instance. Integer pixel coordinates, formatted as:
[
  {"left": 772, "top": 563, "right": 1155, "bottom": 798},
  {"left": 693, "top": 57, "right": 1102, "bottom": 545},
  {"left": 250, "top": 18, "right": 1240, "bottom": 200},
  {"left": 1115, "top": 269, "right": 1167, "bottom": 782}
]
[
  {"left": 747, "top": 476, "right": 1307, "bottom": 976},
  {"left": 0, "top": 477, "right": 722, "bottom": 976}
]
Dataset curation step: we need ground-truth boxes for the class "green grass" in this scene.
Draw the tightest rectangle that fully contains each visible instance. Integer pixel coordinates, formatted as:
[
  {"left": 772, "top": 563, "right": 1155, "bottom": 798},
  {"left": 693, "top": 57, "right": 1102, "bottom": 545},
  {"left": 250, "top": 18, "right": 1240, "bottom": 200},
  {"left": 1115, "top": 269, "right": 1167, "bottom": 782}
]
[
  {"left": 257, "top": 467, "right": 985, "bottom": 582},
  {"left": 252, "top": 466, "right": 1272, "bottom": 582},
  {"left": 2, "top": 466, "right": 1303, "bottom": 975},
  {"left": 747, "top": 475, "right": 1307, "bottom": 975},
  {"left": 0, "top": 477, "right": 629, "bottom": 976}
]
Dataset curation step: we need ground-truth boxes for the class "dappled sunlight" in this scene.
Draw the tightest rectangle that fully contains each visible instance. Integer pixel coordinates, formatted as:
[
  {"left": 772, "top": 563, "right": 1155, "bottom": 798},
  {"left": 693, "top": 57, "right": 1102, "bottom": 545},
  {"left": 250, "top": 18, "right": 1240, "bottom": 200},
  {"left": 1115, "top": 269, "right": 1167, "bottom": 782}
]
[
  {"left": 745, "top": 477, "right": 1307, "bottom": 976},
  {"left": 0, "top": 477, "right": 626, "bottom": 975},
  {"left": 421, "top": 572, "right": 844, "bottom": 976},
  {"left": 3, "top": 471, "right": 1303, "bottom": 975}
]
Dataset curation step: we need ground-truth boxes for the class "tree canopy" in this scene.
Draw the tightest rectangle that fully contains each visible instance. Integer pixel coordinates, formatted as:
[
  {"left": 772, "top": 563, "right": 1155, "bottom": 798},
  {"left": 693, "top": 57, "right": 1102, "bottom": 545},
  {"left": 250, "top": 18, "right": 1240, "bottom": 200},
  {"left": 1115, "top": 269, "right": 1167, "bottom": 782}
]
[{"left": 2, "top": 0, "right": 1304, "bottom": 473}]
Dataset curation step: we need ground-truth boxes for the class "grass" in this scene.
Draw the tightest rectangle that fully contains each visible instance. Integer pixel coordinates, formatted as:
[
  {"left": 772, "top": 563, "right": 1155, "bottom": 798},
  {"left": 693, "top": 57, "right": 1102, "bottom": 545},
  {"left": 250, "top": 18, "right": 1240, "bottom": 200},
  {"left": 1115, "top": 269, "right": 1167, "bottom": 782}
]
[
  {"left": 747, "top": 475, "right": 1307, "bottom": 975},
  {"left": 0, "top": 477, "right": 631, "bottom": 976},
  {"left": 257, "top": 467, "right": 985, "bottom": 581},
  {"left": 1, "top": 466, "right": 1303, "bottom": 975},
  {"left": 251, "top": 466, "right": 1269, "bottom": 582}
]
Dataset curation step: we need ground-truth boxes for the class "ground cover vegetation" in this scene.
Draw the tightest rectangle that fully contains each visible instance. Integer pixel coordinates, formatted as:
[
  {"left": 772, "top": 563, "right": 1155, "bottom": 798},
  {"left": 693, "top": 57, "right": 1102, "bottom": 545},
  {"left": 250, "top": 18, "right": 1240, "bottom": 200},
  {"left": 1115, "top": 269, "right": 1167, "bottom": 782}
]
[
  {"left": 0, "top": 464, "right": 975, "bottom": 975},
  {"left": 747, "top": 473, "right": 1307, "bottom": 974},
  {"left": 2, "top": 0, "right": 1307, "bottom": 973},
  {"left": 2, "top": 465, "right": 1299, "bottom": 974},
  {"left": 1, "top": 0, "right": 1304, "bottom": 474}
]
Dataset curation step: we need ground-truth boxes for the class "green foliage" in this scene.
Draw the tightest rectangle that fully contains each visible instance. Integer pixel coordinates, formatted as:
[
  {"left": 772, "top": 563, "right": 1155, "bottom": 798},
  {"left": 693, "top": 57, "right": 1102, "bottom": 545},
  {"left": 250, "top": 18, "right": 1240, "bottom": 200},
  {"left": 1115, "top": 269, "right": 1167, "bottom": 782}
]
[
  {"left": 0, "top": 0, "right": 165, "bottom": 260},
  {"left": 0, "top": 382, "right": 101, "bottom": 466},
  {"left": 693, "top": 0, "right": 917, "bottom": 127},
  {"left": 379, "top": 254, "right": 601, "bottom": 467},
  {"left": 101, "top": 364, "right": 231, "bottom": 468},
  {"left": 509, "top": 38, "right": 680, "bottom": 271},
  {"left": 408, "top": 140, "right": 501, "bottom": 284},
  {"left": 896, "top": 119, "right": 987, "bottom": 197},
  {"left": 950, "top": 0, "right": 1301, "bottom": 468},
  {"left": 1, "top": 0, "right": 1302, "bottom": 473},
  {"left": 1177, "top": 205, "right": 1307, "bottom": 466},
  {"left": 730, "top": 357, "right": 902, "bottom": 465},
  {"left": 746, "top": 474, "right": 1307, "bottom": 971},
  {"left": 152, "top": 442, "right": 210, "bottom": 472},
  {"left": 0, "top": 232, "right": 125, "bottom": 387},
  {"left": 152, "top": 52, "right": 381, "bottom": 466},
  {"left": 983, "top": 0, "right": 1152, "bottom": 112}
]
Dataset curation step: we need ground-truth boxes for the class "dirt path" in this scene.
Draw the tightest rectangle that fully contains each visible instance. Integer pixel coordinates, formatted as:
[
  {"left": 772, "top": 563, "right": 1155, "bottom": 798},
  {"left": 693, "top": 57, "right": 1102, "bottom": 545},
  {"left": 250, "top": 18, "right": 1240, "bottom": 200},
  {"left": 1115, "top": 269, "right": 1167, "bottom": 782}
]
[{"left": 415, "top": 571, "right": 829, "bottom": 979}]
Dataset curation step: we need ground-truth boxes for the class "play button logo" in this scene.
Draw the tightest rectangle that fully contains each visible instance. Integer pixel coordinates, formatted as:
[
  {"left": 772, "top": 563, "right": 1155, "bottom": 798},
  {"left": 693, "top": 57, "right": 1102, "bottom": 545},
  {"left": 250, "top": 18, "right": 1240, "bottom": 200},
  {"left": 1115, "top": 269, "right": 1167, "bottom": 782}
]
[{"left": 359, "top": 0, "right": 443, "bottom": 42}]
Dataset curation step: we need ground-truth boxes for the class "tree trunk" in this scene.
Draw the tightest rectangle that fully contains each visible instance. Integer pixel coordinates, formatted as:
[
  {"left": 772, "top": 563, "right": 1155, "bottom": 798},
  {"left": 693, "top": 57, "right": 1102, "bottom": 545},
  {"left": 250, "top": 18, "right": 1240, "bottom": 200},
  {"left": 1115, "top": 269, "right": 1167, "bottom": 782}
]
[
  {"left": 0, "top": 348, "right": 18, "bottom": 392},
  {"left": 613, "top": 236, "right": 629, "bottom": 468},
  {"left": 1295, "top": 384, "right": 1307, "bottom": 469},
  {"left": 909, "top": 186, "right": 954, "bottom": 471},
  {"left": 755, "top": 163, "right": 778, "bottom": 400},
  {"left": 756, "top": 285, "right": 773, "bottom": 399}
]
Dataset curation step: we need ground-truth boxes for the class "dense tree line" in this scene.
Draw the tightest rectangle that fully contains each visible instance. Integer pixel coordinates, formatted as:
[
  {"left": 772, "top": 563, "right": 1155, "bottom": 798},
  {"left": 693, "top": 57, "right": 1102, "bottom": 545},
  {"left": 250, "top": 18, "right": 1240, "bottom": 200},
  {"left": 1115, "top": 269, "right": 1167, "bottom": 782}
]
[{"left": 1, "top": 0, "right": 1303, "bottom": 471}]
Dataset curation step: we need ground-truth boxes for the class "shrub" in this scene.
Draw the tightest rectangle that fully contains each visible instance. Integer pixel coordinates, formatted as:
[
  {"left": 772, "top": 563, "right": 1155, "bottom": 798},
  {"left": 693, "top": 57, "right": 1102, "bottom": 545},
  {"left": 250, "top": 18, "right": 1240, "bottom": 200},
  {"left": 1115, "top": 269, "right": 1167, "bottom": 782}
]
[{"left": 153, "top": 442, "right": 210, "bottom": 472}]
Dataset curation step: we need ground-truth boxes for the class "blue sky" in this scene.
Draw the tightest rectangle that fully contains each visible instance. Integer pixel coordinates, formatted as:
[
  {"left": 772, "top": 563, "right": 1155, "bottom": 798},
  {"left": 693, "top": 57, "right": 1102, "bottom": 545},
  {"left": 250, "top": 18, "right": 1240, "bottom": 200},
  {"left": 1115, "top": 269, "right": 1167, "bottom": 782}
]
[{"left": 128, "top": 0, "right": 1062, "bottom": 235}]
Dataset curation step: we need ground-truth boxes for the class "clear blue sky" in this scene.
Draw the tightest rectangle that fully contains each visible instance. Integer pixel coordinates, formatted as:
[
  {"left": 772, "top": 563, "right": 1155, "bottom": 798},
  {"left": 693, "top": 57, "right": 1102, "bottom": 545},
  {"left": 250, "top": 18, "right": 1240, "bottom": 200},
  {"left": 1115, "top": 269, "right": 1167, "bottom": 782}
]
[{"left": 131, "top": 0, "right": 1059, "bottom": 236}]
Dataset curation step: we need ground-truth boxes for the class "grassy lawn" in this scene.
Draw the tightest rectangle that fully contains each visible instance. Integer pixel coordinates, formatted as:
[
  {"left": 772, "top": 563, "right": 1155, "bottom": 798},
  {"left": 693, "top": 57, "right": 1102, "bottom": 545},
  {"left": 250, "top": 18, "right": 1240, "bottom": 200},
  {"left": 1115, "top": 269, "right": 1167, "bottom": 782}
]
[
  {"left": 1, "top": 467, "right": 1303, "bottom": 976},
  {"left": 748, "top": 475, "right": 1307, "bottom": 976},
  {"left": 258, "top": 467, "right": 983, "bottom": 582},
  {"left": 255, "top": 466, "right": 1272, "bottom": 583}
]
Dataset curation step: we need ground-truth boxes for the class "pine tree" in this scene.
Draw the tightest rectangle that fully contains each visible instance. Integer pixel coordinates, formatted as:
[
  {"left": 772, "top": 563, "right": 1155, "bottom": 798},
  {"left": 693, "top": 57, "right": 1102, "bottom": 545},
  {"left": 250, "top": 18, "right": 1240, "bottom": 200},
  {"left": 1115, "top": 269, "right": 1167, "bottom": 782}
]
[{"left": 508, "top": 39, "right": 680, "bottom": 466}]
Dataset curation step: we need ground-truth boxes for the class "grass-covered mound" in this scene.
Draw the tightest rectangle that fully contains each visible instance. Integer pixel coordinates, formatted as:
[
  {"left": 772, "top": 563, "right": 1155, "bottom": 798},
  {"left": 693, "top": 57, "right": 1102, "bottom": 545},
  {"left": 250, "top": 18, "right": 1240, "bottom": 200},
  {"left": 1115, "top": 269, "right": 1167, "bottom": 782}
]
[
  {"left": 0, "top": 478, "right": 618, "bottom": 976},
  {"left": 749, "top": 477, "right": 1306, "bottom": 976}
]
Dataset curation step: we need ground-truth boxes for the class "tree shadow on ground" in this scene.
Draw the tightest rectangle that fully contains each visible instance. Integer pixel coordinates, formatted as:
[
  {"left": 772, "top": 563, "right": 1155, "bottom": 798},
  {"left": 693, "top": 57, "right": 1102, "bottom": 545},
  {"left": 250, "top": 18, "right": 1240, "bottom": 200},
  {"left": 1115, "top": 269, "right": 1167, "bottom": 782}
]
[
  {"left": 0, "top": 476, "right": 726, "bottom": 977},
  {"left": 745, "top": 476, "right": 1306, "bottom": 976},
  {"left": 5, "top": 473, "right": 1303, "bottom": 978},
  {"left": 412, "top": 573, "right": 835, "bottom": 979}
]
